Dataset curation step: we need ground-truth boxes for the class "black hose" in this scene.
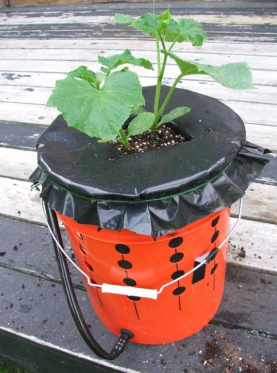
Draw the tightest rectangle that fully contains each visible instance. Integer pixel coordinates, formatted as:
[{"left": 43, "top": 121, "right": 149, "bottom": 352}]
[{"left": 44, "top": 202, "right": 134, "bottom": 360}]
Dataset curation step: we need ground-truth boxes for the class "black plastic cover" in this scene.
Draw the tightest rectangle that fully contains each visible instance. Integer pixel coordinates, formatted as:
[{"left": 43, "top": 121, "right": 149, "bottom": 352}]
[{"left": 30, "top": 86, "right": 269, "bottom": 237}]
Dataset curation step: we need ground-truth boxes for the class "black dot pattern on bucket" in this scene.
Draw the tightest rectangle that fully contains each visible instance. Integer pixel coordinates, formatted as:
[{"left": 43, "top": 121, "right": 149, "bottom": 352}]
[
  {"left": 211, "top": 216, "right": 220, "bottom": 227},
  {"left": 168, "top": 237, "right": 183, "bottom": 248},
  {"left": 206, "top": 248, "right": 219, "bottom": 264},
  {"left": 79, "top": 245, "right": 88, "bottom": 256},
  {"left": 211, "top": 230, "right": 219, "bottom": 243},
  {"left": 170, "top": 252, "right": 184, "bottom": 263},
  {"left": 123, "top": 278, "right": 136, "bottom": 286},
  {"left": 211, "top": 264, "right": 218, "bottom": 275},
  {"left": 118, "top": 260, "right": 133, "bottom": 270},
  {"left": 173, "top": 287, "right": 186, "bottom": 296},
  {"left": 84, "top": 261, "right": 93, "bottom": 272},
  {"left": 90, "top": 277, "right": 97, "bottom": 285},
  {"left": 128, "top": 296, "right": 141, "bottom": 301},
  {"left": 171, "top": 270, "right": 185, "bottom": 280},
  {"left": 115, "top": 244, "right": 130, "bottom": 254}
]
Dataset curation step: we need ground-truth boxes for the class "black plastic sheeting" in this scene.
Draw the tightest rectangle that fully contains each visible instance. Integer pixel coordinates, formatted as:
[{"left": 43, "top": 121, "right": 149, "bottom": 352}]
[{"left": 30, "top": 86, "right": 269, "bottom": 237}]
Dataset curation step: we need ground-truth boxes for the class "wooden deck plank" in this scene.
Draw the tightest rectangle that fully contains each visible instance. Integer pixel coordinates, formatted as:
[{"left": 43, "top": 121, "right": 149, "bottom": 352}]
[
  {"left": 0, "top": 122, "right": 45, "bottom": 149},
  {"left": 0, "top": 265, "right": 276, "bottom": 373},
  {"left": 2, "top": 69, "right": 277, "bottom": 88},
  {"left": 0, "top": 50, "right": 276, "bottom": 78},
  {"left": 1, "top": 40, "right": 277, "bottom": 56},
  {"left": 1, "top": 147, "right": 276, "bottom": 185},
  {"left": 1, "top": 14, "right": 277, "bottom": 26},
  {"left": 1, "top": 3, "right": 276, "bottom": 17},
  {"left": 0, "top": 215, "right": 81, "bottom": 284},
  {"left": 0, "top": 176, "right": 276, "bottom": 276},
  {"left": 1, "top": 81, "right": 276, "bottom": 106},
  {"left": 0, "top": 213, "right": 277, "bottom": 322},
  {"left": 0, "top": 219, "right": 277, "bottom": 336},
  {"left": 0, "top": 50, "right": 276, "bottom": 71},
  {"left": 0, "top": 1, "right": 276, "bottom": 43},
  {"left": 1, "top": 1, "right": 276, "bottom": 12},
  {"left": 0, "top": 147, "right": 37, "bottom": 180},
  {"left": 228, "top": 217, "right": 277, "bottom": 275},
  {"left": 0, "top": 23, "right": 276, "bottom": 43},
  {"left": 2, "top": 176, "right": 277, "bottom": 227},
  {"left": 231, "top": 183, "right": 277, "bottom": 224},
  {"left": 1, "top": 102, "right": 275, "bottom": 149},
  {"left": 0, "top": 102, "right": 57, "bottom": 125}
]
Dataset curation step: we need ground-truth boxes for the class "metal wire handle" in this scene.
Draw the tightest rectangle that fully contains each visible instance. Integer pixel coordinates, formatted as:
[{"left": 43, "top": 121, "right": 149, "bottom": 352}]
[{"left": 42, "top": 199, "right": 243, "bottom": 300}]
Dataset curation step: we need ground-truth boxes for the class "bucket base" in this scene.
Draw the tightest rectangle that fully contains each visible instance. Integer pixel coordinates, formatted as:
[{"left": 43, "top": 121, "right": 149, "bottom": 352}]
[{"left": 57, "top": 208, "right": 230, "bottom": 344}]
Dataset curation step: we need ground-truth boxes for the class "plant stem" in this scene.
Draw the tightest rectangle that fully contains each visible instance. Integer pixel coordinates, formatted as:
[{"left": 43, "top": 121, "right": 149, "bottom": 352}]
[
  {"left": 118, "top": 128, "right": 129, "bottom": 150},
  {"left": 158, "top": 31, "right": 166, "bottom": 50},
  {"left": 153, "top": 53, "right": 168, "bottom": 116},
  {"left": 152, "top": 72, "right": 184, "bottom": 131},
  {"left": 169, "top": 35, "right": 180, "bottom": 52},
  {"left": 155, "top": 34, "right": 161, "bottom": 77}
]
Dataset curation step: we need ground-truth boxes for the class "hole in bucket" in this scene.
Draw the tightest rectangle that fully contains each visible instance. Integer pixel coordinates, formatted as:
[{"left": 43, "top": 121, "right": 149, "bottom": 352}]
[
  {"left": 128, "top": 296, "right": 141, "bottom": 301},
  {"left": 123, "top": 278, "right": 136, "bottom": 286},
  {"left": 211, "top": 231, "right": 219, "bottom": 243},
  {"left": 170, "top": 252, "right": 184, "bottom": 263},
  {"left": 173, "top": 287, "right": 186, "bottom": 296},
  {"left": 206, "top": 248, "right": 219, "bottom": 263},
  {"left": 211, "top": 216, "right": 220, "bottom": 227},
  {"left": 115, "top": 244, "right": 130, "bottom": 254},
  {"left": 118, "top": 260, "right": 133, "bottom": 270},
  {"left": 171, "top": 270, "right": 185, "bottom": 280},
  {"left": 168, "top": 237, "right": 183, "bottom": 248},
  {"left": 79, "top": 245, "right": 88, "bottom": 256},
  {"left": 76, "top": 232, "right": 83, "bottom": 240},
  {"left": 84, "top": 261, "right": 93, "bottom": 272},
  {"left": 211, "top": 264, "right": 218, "bottom": 275},
  {"left": 90, "top": 277, "right": 97, "bottom": 285}
]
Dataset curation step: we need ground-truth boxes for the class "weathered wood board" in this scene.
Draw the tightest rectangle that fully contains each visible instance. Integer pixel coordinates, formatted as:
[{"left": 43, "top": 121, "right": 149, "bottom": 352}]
[
  {"left": 0, "top": 175, "right": 276, "bottom": 276},
  {"left": 1, "top": 147, "right": 276, "bottom": 184},
  {"left": 0, "top": 39, "right": 276, "bottom": 56},
  {"left": 1, "top": 80, "right": 276, "bottom": 105},
  {"left": 0, "top": 265, "right": 276, "bottom": 373}
]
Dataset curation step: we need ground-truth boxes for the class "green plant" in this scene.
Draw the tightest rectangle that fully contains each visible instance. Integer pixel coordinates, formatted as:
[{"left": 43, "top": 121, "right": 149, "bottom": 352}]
[{"left": 47, "top": 9, "right": 253, "bottom": 150}]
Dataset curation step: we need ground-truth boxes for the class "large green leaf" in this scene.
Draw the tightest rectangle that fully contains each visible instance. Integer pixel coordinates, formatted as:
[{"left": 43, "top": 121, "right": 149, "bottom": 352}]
[
  {"left": 164, "top": 51, "right": 254, "bottom": 89},
  {"left": 47, "top": 70, "right": 145, "bottom": 141},
  {"left": 128, "top": 112, "right": 155, "bottom": 137},
  {"left": 115, "top": 12, "right": 167, "bottom": 35},
  {"left": 177, "top": 18, "right": 207, "bottom": 47},
  {"left": 157, "top": 9, "right": 171, "bottom": 23},
  {"left": 131, "top": 13, "right": 161, "bottom": 35},
  {"left": 68, "top": 67, "right": 105, "bottom": 90},
  {"left": 98, "top": 49, "right": 154, "bottom": 72},
  {"left": 114, "top": 14, "right": 136, "bottom": 24},
  {"left": 160, "top": 107, "right": 191, "bottom": 124},
  {"left": 68, "top": 66, "right": 97, "bottom": 83},
  {"left": 114, "top": 11, "right": 206, "bottom": 47},
  {"left": 131, "top": 106, "right": 146, "bottom": 115},
  {"left": 164, "top": 19, "right": 181, "bottom": 42},
  {"left": 164, "top": 18, "right": 207, "bottom": 45}
]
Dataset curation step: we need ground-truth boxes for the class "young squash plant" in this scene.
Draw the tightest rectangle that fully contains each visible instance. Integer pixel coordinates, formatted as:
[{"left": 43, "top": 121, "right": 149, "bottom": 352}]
[{"left": 47, "top": 9, "right": 253, "bottom": 150}]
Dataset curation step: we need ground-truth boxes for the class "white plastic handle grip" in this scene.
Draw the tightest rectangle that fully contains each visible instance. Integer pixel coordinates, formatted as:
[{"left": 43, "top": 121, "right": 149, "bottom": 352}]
[{"left": 102, "top": 284, "right": 158, "bottom": 300}]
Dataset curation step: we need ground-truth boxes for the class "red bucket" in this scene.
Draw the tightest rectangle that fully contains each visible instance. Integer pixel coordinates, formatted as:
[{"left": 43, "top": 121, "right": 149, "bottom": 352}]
[{"left": 57, "top": 207, "right": 230, "bottom": 344}]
